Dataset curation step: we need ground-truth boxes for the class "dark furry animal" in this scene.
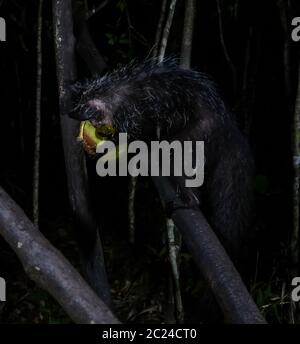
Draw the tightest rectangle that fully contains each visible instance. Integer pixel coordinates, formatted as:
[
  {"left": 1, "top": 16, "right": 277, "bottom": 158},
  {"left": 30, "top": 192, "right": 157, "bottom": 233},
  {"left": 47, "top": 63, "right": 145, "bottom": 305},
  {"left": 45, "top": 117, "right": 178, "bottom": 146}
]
[{"left": 70, "top": 59, "right": 254, "bottom": 258}]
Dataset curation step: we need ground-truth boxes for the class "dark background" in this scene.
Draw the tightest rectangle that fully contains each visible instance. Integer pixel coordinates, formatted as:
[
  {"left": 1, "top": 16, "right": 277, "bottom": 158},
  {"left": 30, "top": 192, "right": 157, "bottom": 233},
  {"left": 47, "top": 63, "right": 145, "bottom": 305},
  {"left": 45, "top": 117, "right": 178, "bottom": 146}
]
[{"left": 0, "top": 0, "right": 299, "bottom": 323}]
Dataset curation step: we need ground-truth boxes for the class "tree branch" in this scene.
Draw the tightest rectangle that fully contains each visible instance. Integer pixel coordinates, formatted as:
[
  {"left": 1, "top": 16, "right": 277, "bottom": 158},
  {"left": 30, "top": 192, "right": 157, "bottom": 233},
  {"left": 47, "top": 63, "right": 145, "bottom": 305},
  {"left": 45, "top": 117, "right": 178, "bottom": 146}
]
[
  {"left": 180, "top": 0, "right": 196, "bottom": 68},
  {"left": 152, "top": 0, "right": 168, "bottom": 58},
  {"left": 73, "top": 0, "right": 107, "bottom": 75},
  {"left": 52, "top": 0, "right": 111, "bottom": 304},
  {"left": 158, "top": 0, "right": 177, "bottom": 62},
  {"left": 152, "top": 176, "right": 266, "bottom": 324},
  {"left": 32, "top": 0, "right": 43, "bottom": 227},
  {"left": 0, "top": 186, "right": 119, "bottom": 324}
]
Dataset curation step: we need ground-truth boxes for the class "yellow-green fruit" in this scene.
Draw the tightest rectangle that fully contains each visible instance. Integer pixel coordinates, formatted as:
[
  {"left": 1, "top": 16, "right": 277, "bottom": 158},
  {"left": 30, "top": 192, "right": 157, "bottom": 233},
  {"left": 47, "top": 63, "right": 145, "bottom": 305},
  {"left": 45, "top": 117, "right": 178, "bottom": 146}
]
[
  {"left": 78, "top": 121, "right": 105, "bottom": 155},
  {"left": 78, "top": 121, "right": 126, "bottom": 160}
]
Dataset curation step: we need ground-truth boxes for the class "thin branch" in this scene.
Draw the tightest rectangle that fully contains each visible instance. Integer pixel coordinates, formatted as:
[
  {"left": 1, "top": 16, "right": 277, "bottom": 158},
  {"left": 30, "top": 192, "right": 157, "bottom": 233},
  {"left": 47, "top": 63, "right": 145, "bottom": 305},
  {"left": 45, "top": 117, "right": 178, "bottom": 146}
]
[
  {"left": 180, "top": 0, "right": 196, "bottom": 68},
  {"left": 167, "top": 218, "right": 184, "bottom": 323},
  {"left": 278, "top": 0, "right": 292, "bottom": 112},
  {"left": 153, "top": 0, "right": 168, "bottom": 58},
  {"left": 156, "top": 0, "right": 183, "bottom": 322},
  {"left": 86, "top": 0, "right": 111, "bottom": 19},
  {"left": 158, "top": 0, "right": 177, "bottom": 62},
  {"left": 32, "top": 0, "right": 43, "bottom": 227},
  {"left": 216, "top": 0, "right": 237, "bottom": 93},
  {"left": 74, "top": 0, "right": 107, "bottom": 75},
  {"left": 128, "top": 176, "right": 137, "bottom": 244},
  {"left": 242, "top": 27, "right": 252, "bottom": 136},
  {"left": 292, "top": 61, "right": 300, "bottom": 271}
]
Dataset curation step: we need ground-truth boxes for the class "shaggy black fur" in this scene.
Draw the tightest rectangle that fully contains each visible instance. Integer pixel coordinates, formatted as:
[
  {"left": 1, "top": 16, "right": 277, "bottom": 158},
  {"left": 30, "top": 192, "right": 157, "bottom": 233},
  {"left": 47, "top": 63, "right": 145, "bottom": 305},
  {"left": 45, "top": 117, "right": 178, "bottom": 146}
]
[{"left": 70, "top": 59, "right": 254, "bottom": 259}]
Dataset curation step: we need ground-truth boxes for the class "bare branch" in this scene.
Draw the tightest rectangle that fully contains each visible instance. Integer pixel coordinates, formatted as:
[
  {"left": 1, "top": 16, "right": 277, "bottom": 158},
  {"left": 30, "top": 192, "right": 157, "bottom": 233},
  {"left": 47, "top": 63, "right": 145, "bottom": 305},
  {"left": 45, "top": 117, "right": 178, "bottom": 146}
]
[
  {"left": 153, "top": 0, "right": 168, "bottom": 58},
  {"left": 216, "top": 0, "right": 237, "bottom": 92},
  {"left": 74, "top": 0, "right": 107, "bottom": 76},
  {"left": 291, "top": 61, "right": 300, "bottom": 272},
  {"left": 128, "top": 176, "right": 137, "bottom": 244},
  {"left": 158, "top": 0, "right": 177, "bottom": 62},
  {"left": 0, "top": 186, "right": 119, "bottom": 324},
  {"left": 33, "top": 0, "right": 43, "bottom": 227},
  {"left": 86, "top": 0, "right": 111, "bottom": 19},
  {"left": 166, "top": 218, "right": 184, "bottom": 323},
  {"left": 152, "top": 176, "right": 266, "bottom": 324},
  {"left": 52, "top": 0, "right": 110, "bottom": 304},
  {"left": 180, "top": 0, "right": 196, "bottom": 68}
]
